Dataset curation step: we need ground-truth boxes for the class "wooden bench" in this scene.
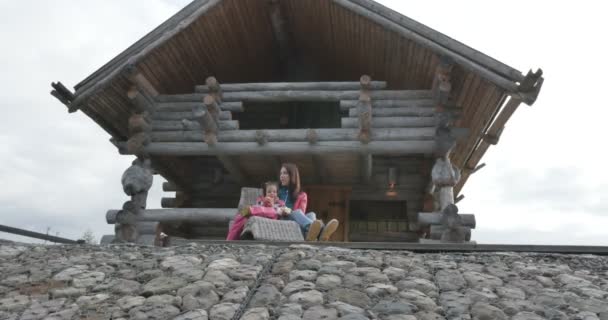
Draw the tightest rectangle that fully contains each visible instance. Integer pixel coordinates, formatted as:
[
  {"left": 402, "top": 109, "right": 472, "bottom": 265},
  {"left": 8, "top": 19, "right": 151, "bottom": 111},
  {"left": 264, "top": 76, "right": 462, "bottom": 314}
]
[{"left": 236, "top": 187, "right": 304, "bottom": 241}]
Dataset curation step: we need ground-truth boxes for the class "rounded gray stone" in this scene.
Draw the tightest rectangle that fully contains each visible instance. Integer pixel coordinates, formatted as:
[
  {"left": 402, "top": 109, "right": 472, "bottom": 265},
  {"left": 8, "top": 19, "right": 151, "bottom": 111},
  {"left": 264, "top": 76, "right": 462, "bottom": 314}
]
[
  {"left": 398, "top": 289, "right": 440, "bottom": 312},
  {"left": 372, "top": 300, "right": 418, "bottom": 316},
  {"left": 289, "top": 270, "right": 318, "bottom": 282},
  {"left": 297, "top": 259, "right": 322, "bottom": 271},
  {"left": 470, "top": 302, "right": 507, "bottom": 320},
  {"left": 316, "top": 274, "right": 342, "bottom": 290},
  {"left": 129, "top": 304, "right": 181, "bottom": 320},
  {"left": 302, "top": 305, "right": 338, "bottom": 320},
  {"left": 289, "top": 290, "right": 324, "bottom": 307},
  {"left": 222, "top": 286, "right": 249, "bottom": 303},
  {"left": 280, "top": 303, "right": 303, "bottom": 317},
  {"left": 396, "top": 278, "right": 438, "bottom": 298},
  {"left": 172, "top": 309, "right": 208, "bottom": 320},
  {"left": 209, "top": 302, "right": 240, "bottom": 320},
  {"left": 143, "top": 276, "right": 188, "bottom": 295},
  {"left": 250, "top": 284, "right": 281, "bottom": 307},
  {"left": 242, "top": 307, "right": 270, "bottom": 320},
  {"left": 511, "top": 311, "right": 545, "bottom": 320},
  {"left": 328, "top": 288, "right": 371, "bottom": 308},
  {"left": 383, "top": 267, "right": 407, "bottom": 281},
  {"left": 283, "top": 280, "right": 316, "bottom": 296}
]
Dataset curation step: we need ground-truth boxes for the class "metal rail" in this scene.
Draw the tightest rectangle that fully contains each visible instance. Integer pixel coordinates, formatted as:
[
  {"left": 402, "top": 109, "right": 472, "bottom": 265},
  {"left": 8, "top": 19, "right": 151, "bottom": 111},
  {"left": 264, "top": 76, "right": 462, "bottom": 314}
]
[
  {"left": 172, "top": 239, "right": 608, "bottom": 256},
  {"left": 0, "top": 224, "right": 83, "bottom": 244}
]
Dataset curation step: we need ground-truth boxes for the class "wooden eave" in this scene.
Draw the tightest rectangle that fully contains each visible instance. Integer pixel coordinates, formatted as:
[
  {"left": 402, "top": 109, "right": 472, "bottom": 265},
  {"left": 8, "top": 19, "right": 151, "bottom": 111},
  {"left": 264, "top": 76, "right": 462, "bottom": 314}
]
[{"left": 55, "top": 0, "right": 543, "bottom": 193}]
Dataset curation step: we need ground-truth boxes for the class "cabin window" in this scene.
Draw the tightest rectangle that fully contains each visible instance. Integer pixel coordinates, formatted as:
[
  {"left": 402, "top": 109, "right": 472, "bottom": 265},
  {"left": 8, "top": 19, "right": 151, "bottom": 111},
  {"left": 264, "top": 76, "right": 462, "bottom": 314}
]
[
  {"left": 234, "top": 101, "right": 342, "bottom": 129},
  {"left": 349, "top": 200, "right": 409, "bottom": 242}
]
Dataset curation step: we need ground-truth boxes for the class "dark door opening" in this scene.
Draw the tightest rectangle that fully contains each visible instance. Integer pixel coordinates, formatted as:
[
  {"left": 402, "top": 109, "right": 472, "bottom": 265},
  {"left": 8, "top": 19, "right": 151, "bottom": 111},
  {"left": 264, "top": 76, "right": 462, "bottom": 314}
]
[{"left": 234, "top": 101, "right": 342, "bottom": 129}]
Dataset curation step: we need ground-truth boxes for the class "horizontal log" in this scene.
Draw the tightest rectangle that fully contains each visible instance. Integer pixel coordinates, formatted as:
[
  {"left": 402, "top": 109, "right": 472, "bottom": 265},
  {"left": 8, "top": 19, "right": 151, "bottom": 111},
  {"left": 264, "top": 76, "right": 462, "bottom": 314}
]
[
  {"left": 156, "top": 101, "right": 244, "bottom": 112},
  {"left": 151, "top": 120, "right": 239, "bottom": 131},
  {"left": 341, "top": 117, "right": 436, "bottom": 128},
  {"left": 150, "top": 128, "right": 436, "bottom": 142},
  {"left": 156, "top": 90, "right": 434, "bottom": 103},
  {"left": 339, "top": 98, "right": 434, "bottom": 111},
  {"left": 417, "top": 212, "right": 476, "bottom": 228},
  {"left": 349, "top": 106, "right": 435, "bottom": 117},
  {"left": 107, "top": 208, "right": 236, "bottom": 224},
  {"left": 430, "top": 225, "right": 471, "bottom": 241},
  {"left": 195, "top": 81, "right": 388, "bottom": 93},
  {"left": 117, "top": 141, "right": 435, "bottom": 156},
  {"left": 152, "top": 110, "right": 231, "bottom": 121}
]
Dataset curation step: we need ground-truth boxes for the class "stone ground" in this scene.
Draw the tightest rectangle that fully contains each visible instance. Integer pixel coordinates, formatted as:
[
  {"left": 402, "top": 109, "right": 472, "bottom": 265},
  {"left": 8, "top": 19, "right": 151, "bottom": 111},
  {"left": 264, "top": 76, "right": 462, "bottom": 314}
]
[{"left": 1, "top": 240, "right": 608, "bottom": 320}]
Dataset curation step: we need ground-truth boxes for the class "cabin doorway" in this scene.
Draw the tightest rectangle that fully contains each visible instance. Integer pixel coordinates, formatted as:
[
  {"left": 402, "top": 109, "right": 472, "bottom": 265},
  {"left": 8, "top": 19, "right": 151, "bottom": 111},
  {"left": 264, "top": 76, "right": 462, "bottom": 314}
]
[{"left": 305, "top": 186, "right": 351, "bottom": 241}]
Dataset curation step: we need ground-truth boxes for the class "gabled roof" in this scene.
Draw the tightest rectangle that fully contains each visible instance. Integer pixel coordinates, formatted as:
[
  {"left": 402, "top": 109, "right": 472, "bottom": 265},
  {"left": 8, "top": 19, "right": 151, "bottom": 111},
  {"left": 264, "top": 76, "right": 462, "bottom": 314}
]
[{"left": 54, "top": 0, "right": 543, "bottom": 192}]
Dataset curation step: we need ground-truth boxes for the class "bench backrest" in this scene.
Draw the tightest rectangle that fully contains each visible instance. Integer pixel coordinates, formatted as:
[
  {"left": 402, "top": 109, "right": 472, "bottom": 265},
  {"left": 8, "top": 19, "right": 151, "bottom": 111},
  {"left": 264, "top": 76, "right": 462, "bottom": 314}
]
[{"left": 238, "top": 187, "right": 263, "bottom": 210}]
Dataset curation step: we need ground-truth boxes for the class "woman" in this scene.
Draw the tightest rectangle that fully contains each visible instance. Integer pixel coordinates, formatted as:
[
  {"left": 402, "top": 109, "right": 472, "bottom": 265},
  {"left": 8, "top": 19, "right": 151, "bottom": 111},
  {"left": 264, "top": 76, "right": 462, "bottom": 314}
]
[{"left": 277, "top": 163, "right": 339, "bottom": 241}]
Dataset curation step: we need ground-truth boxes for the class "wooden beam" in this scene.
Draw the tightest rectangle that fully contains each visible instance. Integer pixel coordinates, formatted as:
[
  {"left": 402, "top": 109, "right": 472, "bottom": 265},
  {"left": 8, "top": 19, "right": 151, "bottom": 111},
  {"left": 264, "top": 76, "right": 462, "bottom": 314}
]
[
  {"left": 349, "top": 106, "right": 435, "bottom": 117},
  {"left": 107, "top": 208, "right": 236, "bottom": 224},
  {"left": 150, "top": 128, "right": 436, "bottom": 142},
  {"left": 151, "top": 120, "right": 239, "bottom": 131},
  {"left": 194, "top": 81, "right": 389, "bottom": 93},
  {"left": 340, "top": 98, "right": 434, "bottom": 111},
  {"left": 156, "top": 90, "right": 438, "bottom": 103},
  {"left": 341, "top": 117, "right": 436, "bottom": 128},
  {"left": 156, "top": 101, "right": 244, "bottom": 112},
  {"left": 417, "top": 212, "right": 476, "bottom": 228},
  {"left": 117, "top": 141, "right": 436, "bottom": 156},
  {"left": 217, "top": 155, "right": 249, "bottom": 187},
  {"left": 358, "top": 75, "right": 372, "bottom": 143},
  {"left": 152, "top": 110, "right": 231, "bottom": 121}
]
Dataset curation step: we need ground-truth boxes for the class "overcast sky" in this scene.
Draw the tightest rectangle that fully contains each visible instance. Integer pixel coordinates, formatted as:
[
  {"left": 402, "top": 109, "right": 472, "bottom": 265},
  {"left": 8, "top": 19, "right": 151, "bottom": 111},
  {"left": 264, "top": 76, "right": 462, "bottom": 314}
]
[{"left": 1, "top": 0, "right": 606, "bottom": 245}]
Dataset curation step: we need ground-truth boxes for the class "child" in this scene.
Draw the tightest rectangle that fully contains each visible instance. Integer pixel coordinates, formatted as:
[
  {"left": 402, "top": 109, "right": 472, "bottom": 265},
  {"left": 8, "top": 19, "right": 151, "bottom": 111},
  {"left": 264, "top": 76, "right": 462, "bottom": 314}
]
[{"left": 226, "top": 181, "right": 289, "bottom": 240}]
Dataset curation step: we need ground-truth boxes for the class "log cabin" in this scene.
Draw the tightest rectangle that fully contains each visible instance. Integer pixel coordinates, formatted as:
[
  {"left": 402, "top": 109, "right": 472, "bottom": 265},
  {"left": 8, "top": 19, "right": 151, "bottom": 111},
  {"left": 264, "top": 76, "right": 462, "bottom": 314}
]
[{"left": 51, "top": 0, "right": 543, "bottom": 244}]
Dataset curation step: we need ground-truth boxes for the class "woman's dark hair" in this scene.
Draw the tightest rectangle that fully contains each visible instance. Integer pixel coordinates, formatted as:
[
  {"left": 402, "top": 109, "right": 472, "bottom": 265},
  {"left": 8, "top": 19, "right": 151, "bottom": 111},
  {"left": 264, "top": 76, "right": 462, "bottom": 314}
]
[
  {"left": 262, "top": 181, "right": 278, "bottom": 196},
  {"left": 281, "top": 163, "right": 301, "bottom": 198}
]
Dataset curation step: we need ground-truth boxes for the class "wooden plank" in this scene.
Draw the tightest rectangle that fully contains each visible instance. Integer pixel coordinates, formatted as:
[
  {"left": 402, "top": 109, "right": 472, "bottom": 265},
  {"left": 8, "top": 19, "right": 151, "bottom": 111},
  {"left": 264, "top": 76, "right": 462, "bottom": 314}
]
[
  {"left": 151, "top": 120, "right": 239, "bottom": 131},
  {"left": 349, "top": 106, "right": 435, "bottom": 117},
  {"left": 156, "top": 90, "right": 438, "bottom": 103},
  {"left": 150, "top": 128, "right": 436, "bottom": 142},
  {"left": 195, "top": 81, "right": 388, "bottom": 92},
  {"left": 107, "top": 208, "right": 235, "bottom": 224},
  {"left": 152, "top": 110, "right": 232, "bottom": 121},
  {"left": 341, "top": 117, "right": 436, "bottom": 128},
  {"left": 156, "top": 101, "right": 244, "bottom": 112},
  {"left": 118, "top": 141, "right": 435, "bottom": 156},
  {"left": 417, "top": 212, "right": 476, "bottom": 228},
  {"left": 340, "top": 98, "right": 434, "bottom": 110}
]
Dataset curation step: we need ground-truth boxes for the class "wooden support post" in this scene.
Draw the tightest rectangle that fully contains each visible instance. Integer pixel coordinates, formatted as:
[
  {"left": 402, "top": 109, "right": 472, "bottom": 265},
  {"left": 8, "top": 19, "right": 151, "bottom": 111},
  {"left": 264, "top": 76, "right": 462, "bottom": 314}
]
[
  {"left": 203, "top": 94, "right": 221, "bottom": 123},
  {"left": 192, "top": 104, "right": 218, "bottom": 145},
  {"left": 205, "top": 76, "right": 222, "bottom": 103},
  {"left": 359, "top": 75, "right": 372, "bottom": 144}
]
